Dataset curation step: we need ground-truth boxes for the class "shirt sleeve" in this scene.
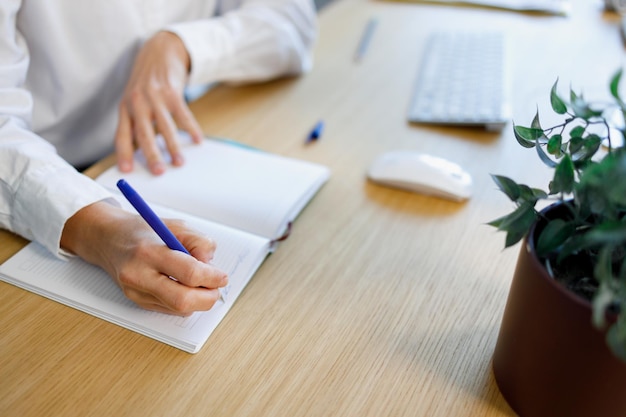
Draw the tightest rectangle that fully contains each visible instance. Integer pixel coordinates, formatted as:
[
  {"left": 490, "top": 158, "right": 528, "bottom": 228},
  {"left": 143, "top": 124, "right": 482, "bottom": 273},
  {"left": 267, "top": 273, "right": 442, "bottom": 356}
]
[
  {"left": 0, "top": 1, "right": 116, "bottom": 259},
  {"left": 166, "top": 0, "right": 317, "bottom": 87}
]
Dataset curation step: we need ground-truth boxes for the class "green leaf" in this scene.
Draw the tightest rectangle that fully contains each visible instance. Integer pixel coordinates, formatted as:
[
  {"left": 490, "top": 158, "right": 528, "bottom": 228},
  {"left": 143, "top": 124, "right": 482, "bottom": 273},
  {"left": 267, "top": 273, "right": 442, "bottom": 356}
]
[
  {"left": 594, "top": 245, "right": 615, "bottom": 285},
  {"left": 592, "top": 281, "right": 615, "bottom": 329},
  {"left": 503, "top": 204, "right": 537, "bottom": 247},
  {"left": 572, "top": 97, "right": 603, "bottom": 119},
  {"left": 488, "top": 203, "right": 537, "bottom": 244},
  {"left": 570, "top": 125, "right": 585, "bottom": 139},
  {"left": 518, "top": 184, "right": 548, "bottom": 203},
  {"left": 532, "top": 188, "right": 549, "bottom": 199},
  {"left": 549, "top": 154, "right": 575, "bottom": 194},
  {"left": 610, "top": 68, "right": 623, "bottom": 101},
  {"left": 561, "top": 222, "right": 626, "bottom": 260},
  {"left": 577, "top": 149, "right": 626, "bottom": 208},
  {"left": 572, "top": 134, "right": 602, "bottom": 162},
  {"left": 558, "top": 234, "right": 587, "bottom": 260},
  {"left": 513, "top": 124, "right": 541, "bottom": 148},
  {"left": 487, "top": 216, "right": 506, "bottom": 229},
  {"left": 490, "top": 174, "right": 521, "bottom": 201},
  {"left": 535, "top": 136, "right": 557, "bottom": 168},
  {"left": 569, "top": 136, "right": 584, "bottom": 154},
  {"left": 547, "top": 134, "right": 563, "bottom": 156},
  {"left": 550, "top": 79, "right": 568, "bottom": 114},
  {"left": 489, "top": 203, "right": 537, "bottom": 247},
  {"left": 586, "top": 134, "right": 602, "bottom": 151},
  {"left": 536, "top": 218, "right": 575, "bottom": 256},
  {"left": 606, "top": 322, "right": 626, "bottom": 362},
  {"left": 531, "top": 111, "right": 542, "bottom": 130},
  {"left": 585, "top": 221, "right": 626, "bottom": 246}
]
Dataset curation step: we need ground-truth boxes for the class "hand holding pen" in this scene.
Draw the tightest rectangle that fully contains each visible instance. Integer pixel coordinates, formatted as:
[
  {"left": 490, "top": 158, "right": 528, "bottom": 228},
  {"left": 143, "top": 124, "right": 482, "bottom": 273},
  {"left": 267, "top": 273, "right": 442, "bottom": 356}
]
[
  {"left": 108, "top": 180, "right": 227, "bottom": 315},
  {"left": 60, "top": 195, "right": 228, "bottom": 316}
]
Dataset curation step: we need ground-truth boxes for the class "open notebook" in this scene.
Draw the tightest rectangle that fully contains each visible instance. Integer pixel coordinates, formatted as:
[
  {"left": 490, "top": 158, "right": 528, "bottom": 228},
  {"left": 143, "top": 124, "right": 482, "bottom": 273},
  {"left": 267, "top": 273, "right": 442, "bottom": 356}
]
[
  {"left": 384, "top": 0, "right": 571, "bottom": 15},
  {"left": 0, "top": 136, "right": 330, "bottom": 353}
]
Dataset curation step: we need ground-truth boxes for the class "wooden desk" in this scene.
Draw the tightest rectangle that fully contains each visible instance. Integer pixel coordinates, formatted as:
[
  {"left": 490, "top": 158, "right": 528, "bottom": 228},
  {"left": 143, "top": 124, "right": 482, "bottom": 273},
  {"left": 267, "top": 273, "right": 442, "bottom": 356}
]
[{"left": 1, "top": 0, "right": 622, "bottom": 415}]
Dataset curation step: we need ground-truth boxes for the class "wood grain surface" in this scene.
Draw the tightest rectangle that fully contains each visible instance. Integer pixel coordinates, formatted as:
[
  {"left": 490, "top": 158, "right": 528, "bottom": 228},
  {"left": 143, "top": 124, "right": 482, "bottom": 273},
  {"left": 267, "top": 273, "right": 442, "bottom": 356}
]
[{"left": 1, "top": 0, "right": 622, "bottom": 415}]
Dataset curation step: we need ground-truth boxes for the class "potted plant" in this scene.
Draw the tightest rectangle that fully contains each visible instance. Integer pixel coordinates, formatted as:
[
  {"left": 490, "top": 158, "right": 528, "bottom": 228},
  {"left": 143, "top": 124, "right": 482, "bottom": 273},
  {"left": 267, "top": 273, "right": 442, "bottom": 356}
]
[{"left": 489, "top": 69, "right": 626, "bottom": 417}]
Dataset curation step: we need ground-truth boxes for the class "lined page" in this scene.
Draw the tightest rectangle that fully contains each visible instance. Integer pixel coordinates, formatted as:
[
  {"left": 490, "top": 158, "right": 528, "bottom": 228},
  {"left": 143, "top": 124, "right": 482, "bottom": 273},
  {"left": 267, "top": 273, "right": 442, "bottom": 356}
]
[{"left": 0, "top": 208, "right": 270, "bottom": 353}]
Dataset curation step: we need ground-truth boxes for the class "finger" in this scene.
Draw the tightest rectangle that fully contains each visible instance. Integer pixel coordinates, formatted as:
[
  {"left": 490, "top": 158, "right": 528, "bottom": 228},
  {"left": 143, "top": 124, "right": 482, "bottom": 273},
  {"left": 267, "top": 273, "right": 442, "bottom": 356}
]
[
  {"left": 124, "top": 284, "right": 211, "bottom": 316},
  {"left": 114, "top": 104, "right": 135, "bottom": 172},
  {"left": 185, "top": 234, "right": 217, "bottom": 264},
  {"left": 162, "top": 250, "right": 228, "bottom": 289},
  {"left": 166, "top": 219, "right": 217, "bottom": 263},
  {"left": 130, "top": 94, "right": 166, "bottom": 175},
  {"left": 152, "top": 105, "right": 184, "bottom": 167},
  {"left": 172, "top": 101, "right": 203, "bottom": 144},
  {"left": 130, "top": 240, "right": 226, "bottom": 289},
  {"left": 141, "top": 303, "right": 194, "bottom": 317},
  {"left": 123, "top": 286, "right": 173, "bottom": 313},
  {"left": 114, "top": 244, "right": 223, "bottom": 314},
  {"left": 138, "top": 272, "right": 222, "bottom": 314}
]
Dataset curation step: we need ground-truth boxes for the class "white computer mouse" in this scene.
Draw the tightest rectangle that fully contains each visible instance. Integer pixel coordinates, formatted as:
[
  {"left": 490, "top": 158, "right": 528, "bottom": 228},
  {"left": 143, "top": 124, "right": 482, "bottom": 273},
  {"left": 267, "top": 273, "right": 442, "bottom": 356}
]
[{"left": 367, "top": 150, "right": 472, "bottom": 201}]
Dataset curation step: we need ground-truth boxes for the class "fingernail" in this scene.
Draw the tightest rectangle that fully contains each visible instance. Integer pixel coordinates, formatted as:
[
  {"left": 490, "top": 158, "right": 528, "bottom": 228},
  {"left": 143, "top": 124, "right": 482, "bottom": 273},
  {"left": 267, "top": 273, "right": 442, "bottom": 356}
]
[
  {"left": 151, "top": 161, "right": 165, "bottom": 175},
  {"left": 119, "top": 161, "right": 132, "bottom": 172},
  {"left": 172, "top": 154, "right": 185, "bottom": 166},
  {"left": 192, "top": 132, "right": 203, "bottom": 143}
]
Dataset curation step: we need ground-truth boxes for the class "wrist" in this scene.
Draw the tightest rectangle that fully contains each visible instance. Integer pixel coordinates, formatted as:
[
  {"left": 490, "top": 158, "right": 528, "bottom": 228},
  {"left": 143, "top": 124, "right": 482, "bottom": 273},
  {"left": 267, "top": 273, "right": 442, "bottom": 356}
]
[
  {"left": 60, "top": 201, "right": 126, "bottom": 260},
  {"left": 159, "top": 30, "right": 191, "bottom": 73}
]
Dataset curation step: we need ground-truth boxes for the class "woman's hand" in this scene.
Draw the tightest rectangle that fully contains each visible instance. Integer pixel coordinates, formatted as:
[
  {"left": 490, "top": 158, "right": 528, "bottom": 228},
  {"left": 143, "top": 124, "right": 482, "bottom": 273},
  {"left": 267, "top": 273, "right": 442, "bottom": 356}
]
[
  {"left": 61, "top": 201, "right": 227, "bottom": 315},
  {"left": 115, "top": 31, "right": 203, "bottom": 175}
]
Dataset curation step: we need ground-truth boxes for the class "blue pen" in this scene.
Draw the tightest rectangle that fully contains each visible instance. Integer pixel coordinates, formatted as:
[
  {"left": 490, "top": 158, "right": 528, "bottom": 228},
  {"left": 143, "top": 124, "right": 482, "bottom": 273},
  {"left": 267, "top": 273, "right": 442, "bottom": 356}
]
[
  {"left": 117, "top": 179, "right": 189, "bottom": 254},
  {"left": 306, "top": 120, "right": 324, "bottom": 143}
]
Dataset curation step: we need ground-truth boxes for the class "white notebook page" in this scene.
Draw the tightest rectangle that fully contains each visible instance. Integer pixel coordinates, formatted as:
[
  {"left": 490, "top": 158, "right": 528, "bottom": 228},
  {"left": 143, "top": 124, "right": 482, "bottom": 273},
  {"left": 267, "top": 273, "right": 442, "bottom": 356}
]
[
  {"left": 96, "top": 137, "right": 330, "bottom": 240},
  {"left": 0, "top": 205, "right": 270, "bottom": 353}
]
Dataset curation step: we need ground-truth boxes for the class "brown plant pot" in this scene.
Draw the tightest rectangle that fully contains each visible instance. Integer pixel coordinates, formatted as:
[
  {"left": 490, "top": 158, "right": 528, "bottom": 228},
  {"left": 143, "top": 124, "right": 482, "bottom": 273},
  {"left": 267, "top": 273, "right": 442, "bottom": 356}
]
[{"left": 492, "top": 205, "right": 626, "bottom": 417}]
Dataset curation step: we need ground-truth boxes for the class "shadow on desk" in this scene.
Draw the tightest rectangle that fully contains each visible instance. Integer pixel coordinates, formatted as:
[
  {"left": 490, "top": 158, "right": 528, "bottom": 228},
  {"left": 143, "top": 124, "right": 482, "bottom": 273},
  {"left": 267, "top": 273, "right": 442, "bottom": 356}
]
[
  {"left": 192, "top": 75, "right": 299, "bottom": 103},
  {"left": 409, "top": 123, "right": 506, "bottom": 146},
  {"left": 364, "top": 182, "right": 469, "bottom": 217}
]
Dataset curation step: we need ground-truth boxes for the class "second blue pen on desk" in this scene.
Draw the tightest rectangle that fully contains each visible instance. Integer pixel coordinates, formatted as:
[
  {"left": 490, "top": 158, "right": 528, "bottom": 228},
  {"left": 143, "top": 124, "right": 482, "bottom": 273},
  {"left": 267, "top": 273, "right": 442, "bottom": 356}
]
[
  {"left": 116, "top": 179, "right": 189, "bottom": 254},
  {"left": 306, "top": 120, "right": 324, "bottom": 143}
]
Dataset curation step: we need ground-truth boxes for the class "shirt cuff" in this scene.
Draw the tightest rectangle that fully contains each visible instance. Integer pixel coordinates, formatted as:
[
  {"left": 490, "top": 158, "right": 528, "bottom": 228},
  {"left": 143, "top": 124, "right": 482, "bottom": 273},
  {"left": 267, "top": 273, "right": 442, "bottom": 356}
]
[
  {"left": 12, "top": 162, "right": 119, "bottom": 260},
  {"left": 165, "top": 21, "right": 234, "bottom": 87}
]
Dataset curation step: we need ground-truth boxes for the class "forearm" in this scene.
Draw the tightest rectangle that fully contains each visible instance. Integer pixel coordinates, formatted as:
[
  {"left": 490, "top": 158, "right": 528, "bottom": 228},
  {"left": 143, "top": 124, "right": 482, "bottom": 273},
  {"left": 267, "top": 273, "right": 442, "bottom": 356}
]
[{"left": 0, "top": 119, "right": 115, "bottom": 257}]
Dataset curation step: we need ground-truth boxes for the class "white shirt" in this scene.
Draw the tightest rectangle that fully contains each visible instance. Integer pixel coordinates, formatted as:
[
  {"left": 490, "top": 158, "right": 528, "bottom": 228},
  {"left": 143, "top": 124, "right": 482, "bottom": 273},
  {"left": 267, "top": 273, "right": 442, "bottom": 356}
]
[{"left": 0, "top": 0, "right": 316, "bottom": 258}]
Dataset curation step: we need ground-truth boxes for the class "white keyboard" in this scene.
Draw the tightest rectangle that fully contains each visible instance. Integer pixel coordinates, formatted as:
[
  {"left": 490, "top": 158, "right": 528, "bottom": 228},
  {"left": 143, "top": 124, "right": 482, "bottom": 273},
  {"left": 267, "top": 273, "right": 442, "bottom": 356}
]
[{"left": 407, "top": 31, "right": 510, "bottom": 131}]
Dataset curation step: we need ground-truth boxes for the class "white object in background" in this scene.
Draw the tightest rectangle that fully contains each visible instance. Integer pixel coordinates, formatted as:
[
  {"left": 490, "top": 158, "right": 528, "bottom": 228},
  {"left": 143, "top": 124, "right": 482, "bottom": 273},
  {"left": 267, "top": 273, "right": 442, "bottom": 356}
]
[{"left": 367, "top": 151, "right": 473, "bottom": 201}]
